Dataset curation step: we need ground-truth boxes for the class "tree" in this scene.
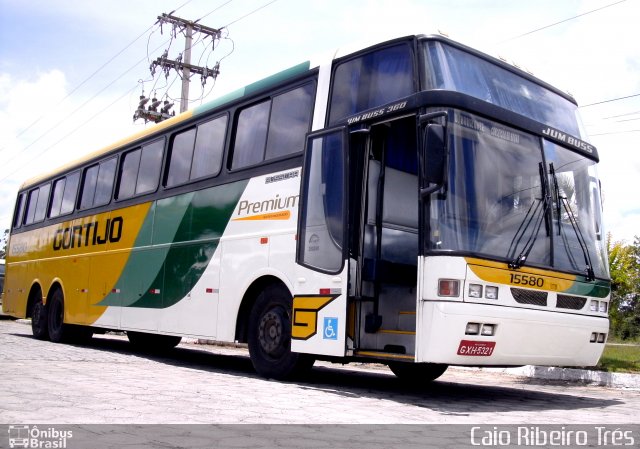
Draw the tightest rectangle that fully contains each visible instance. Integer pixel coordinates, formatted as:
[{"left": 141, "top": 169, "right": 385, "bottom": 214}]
[
  {"left": 607, "top": 234, "right": 640, "bottom": 340},
  {"left": 0, "top": 229, "right": 8, "bottom": 259}
]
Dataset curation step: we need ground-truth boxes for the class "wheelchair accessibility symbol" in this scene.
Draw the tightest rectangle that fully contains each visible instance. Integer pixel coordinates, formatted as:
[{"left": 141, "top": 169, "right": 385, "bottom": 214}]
[{"left": 323, "top": 317, "right": 338, "bottom": 340}]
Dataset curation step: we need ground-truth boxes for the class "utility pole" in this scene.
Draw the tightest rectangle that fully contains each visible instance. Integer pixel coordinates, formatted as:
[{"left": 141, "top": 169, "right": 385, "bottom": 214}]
[
  {"left": 134, "top": 13, "right": 222, "bottom": 124},
  {"left": 152, "top": 13, "right": 222, "bottom": 113}
]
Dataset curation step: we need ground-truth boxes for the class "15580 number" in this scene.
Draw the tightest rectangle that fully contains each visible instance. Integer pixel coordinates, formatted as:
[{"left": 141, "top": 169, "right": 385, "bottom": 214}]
[{"left": 510, "top": 273, "right": 544, "bottom": 288}]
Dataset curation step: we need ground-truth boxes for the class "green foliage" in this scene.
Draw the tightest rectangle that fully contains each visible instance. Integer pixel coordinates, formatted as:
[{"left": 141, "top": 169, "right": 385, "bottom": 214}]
[
  {"left": 597, "top": 344, "right": 640, "bottom": 373},
  {"left": 607, "top": 234, "right": 640, "bottom": 340}
]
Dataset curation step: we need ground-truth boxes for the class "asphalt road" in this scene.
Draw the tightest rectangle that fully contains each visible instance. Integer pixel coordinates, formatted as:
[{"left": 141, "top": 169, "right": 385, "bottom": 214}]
[{"left": 1, "top": 317, "right": 638, "bottom": 426}]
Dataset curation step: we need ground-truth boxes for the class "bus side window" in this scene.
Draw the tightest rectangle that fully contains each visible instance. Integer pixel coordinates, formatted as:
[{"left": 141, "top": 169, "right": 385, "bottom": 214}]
[
  {"left": 80, "top": 164, "right": 100, "bottom": 209},
  {"left": 167, "top": 128, "right": 197, "bottom": 187},
  {"left": 49, "top": 171, "right": 81, "bottom": 218},
  {"left": 32, "top": 183, "right": 51, "bottom": 224},
  {"left": 232, "top": 100, "right": 270, "bottom": 169},
  {"left": 12, "top": 193, "right": 26, "bottom": 229},
  {"left": 78, "top": 157, "right": 116, "bottom": 209},
  {"left": 265, "top": 83, "right": 314, "bottom": 160},
  {"left": 231, "top": 83, "right": 314, "bottom": 170},
  {"left": 23, "top": 189, "right": 39, "bottom": 226},
  {"left": 118, "top": 139, "right": 164, "bottom": 199},
  {"left": 328, "top": 44, "right": 413, "bottom": 125},
  {"left": 191, "top": 115, "right": 227, "bottom": 180},
  {"left": 135, "top": 139, "right": 164, "bottom": 195}
]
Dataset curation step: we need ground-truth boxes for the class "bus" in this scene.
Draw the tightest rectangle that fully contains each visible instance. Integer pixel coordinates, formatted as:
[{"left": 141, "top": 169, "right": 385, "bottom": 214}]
[{"left": 2, "top": 34, "right": 610, "bottom": 381}]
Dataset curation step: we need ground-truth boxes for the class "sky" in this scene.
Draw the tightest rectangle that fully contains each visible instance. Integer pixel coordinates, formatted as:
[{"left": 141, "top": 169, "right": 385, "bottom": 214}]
[{"left": 0, "top": 0, "right": 639, "bottom": 245}]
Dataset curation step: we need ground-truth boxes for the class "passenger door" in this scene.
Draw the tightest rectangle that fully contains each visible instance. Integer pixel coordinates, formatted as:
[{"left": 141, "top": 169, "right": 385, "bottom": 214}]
[{"left": 292, "top": 128, "right": 349, "bottom": 357}]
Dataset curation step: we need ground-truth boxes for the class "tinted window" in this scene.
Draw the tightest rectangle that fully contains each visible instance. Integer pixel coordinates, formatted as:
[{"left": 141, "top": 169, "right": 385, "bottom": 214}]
[
  {"left": 94, "top": 158, "right": 116, "bottom": 206},
  {"left": 329, "top": 44, "right": 413, "bottom": 124},
  {"left": 191, "top": 115, "right": 227, "bottom": 180},
  {"left": 266, "top": 84, "right": 314, "bottom": 160},
  {"left": 12, "top": 193, "right": 25, "bottom": 229},
  {"left": 33, "top": 183, "right": 51, "bottom": 223},
  {"left": 61, "top": 172, "right": 80, "bottom": 215},
  {"left": 232, "top": 100, "right": 270, "bottom": 169},
  {"left": 136, "top": 140, "right": 163, "bottom": 194},
  {"left": 49, "top": 178, "right": 66, "bottom": 218},
  {"left": 49, "top": 173, "right": 80, "bottom": 218},
  {"left": 24, "top": 189, "right": 39, "bottom": 225},
  {"left": 118, "top": 149, "right": 141, "bottom": 199},
  {"left": 80, "top": 165, "right": 100, "bottom": 210},
  {"left": 167, "top": 128, "right": 197, "bottom": 187}
]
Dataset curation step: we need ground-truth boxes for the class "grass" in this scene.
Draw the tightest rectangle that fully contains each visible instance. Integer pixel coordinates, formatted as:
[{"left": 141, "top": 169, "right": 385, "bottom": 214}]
[{"left": 596, "top": 344, "right": 640, "bottom": 373}]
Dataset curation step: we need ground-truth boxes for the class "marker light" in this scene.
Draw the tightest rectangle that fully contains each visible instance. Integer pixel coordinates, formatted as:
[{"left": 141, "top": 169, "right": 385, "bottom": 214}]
[
  {"left": 590, "top": 300, "right": 598, "bottom": 312},
  {"left": 485, "top": 286, "right": 499, "bottom": 300},
  {"left": 465, "top": 323, "right": 480, "bottom": 335},
  {"left": 469, "top": 284, "right": 483, "bottom": 298},
  {"left": 481, "top": 324, "right": 495, "bottom": 336},
  {"left": 438, "top": 279, "right": 460, "bottom": 297},
  {"left": 590, "top": 332, "right": 598, "bottom": 343},
  {"left": 597, "top": 333, "right": 606, "bottom": 343}
]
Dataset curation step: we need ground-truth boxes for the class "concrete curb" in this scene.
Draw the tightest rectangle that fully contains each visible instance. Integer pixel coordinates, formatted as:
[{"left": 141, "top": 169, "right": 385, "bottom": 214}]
[{"left": 476, "top": 365, "right": 640, "bottom": 389}]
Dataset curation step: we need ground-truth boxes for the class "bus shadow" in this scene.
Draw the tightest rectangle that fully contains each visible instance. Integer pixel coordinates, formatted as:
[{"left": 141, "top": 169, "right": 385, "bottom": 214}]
[{"left": 11, "top": 331, "right": 625, "bottom": 417}]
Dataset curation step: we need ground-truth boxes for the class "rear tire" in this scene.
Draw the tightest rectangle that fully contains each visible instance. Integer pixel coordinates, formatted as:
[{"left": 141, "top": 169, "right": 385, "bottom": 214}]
[
  {"left": 47, "top": 289, "right": 68, "bottom": 343},
  {"left": 389, "top": 362, "right": 448, "bottom": 383},
  {"left": 30, "top": 295, "right": 49, "bottom": 341},
  {"left": 247, "top": 284, "right": 314, "bottom": 380},
  {"left": 127, "top": 331, "right": 182, "bottom": 351}
]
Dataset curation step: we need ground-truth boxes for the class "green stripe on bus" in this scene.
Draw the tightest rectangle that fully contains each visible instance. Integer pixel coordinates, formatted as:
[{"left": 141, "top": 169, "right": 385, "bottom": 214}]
[{"left": 99, "top": 180, "right": 248, "bottom": 309}]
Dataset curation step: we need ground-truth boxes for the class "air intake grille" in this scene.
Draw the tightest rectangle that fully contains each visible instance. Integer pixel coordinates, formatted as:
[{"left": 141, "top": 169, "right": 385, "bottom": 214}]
[
  {"left": 556, "top": 294, "right": 587, "bottom": 310},
  {"left": 511, "top": 288, "right": 548, "bottom": 306}
]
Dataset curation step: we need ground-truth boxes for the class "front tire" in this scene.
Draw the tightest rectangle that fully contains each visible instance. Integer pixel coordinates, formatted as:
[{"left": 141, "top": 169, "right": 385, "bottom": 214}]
[{"left": 247, "top": 284, "right": 314, "bottom": 380}]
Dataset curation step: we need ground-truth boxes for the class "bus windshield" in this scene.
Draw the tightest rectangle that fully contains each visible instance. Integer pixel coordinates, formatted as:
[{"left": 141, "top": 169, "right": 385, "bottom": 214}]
[
  {"left": 428, "top": 111, "right": 609, "bottom": 279},
  {"left": 422, "top": 40, "right": 586, "bottom": 140}
]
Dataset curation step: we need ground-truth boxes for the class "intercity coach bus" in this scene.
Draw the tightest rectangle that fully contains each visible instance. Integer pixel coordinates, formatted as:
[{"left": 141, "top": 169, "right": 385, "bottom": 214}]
[{"left": 2, "top": 34, "right": 610, "bottom": 381}]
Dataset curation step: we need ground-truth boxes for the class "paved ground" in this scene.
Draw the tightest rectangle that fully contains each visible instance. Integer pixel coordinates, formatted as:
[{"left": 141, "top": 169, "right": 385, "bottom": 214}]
[{"left": 1, "top": 317, "right": 638, "bottom": 425}]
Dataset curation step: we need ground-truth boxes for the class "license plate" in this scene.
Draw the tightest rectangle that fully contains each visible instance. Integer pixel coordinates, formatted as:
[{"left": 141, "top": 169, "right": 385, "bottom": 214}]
[{"left": 457, "top": 340, "right": 496, "bottom": 356}]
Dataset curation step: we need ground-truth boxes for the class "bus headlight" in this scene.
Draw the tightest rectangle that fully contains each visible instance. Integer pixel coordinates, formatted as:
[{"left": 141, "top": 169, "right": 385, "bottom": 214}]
[
  {"left": 485, "top": 286, "right": 499, "bottom": 299},
  {"left": 468, "top": 284, "right": 482, "bottom": 298}
]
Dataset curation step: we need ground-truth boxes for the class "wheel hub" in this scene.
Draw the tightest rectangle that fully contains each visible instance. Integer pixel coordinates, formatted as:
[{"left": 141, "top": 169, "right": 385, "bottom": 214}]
[{"left": 258, "top": 309, "right": 284, "bottom": 355}]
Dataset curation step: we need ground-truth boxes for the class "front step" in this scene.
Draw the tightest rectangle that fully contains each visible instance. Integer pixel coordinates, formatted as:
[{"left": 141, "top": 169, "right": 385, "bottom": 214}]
[{"left": 354, "top": 350, "right": 415, "bottom": 361}]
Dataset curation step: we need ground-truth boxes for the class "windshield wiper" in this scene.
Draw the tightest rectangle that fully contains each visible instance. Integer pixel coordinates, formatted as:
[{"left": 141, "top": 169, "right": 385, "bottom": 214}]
[
  {"left": 507, "top": 162, "right": 550, "bottom": 269},
  {"left": 549, "top": 163, "right": 595, "bottom": 281}
]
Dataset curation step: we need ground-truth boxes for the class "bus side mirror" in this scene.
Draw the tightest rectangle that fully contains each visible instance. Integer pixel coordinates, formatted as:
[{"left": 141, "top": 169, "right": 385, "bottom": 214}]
[{"left": 420, "top": 123, "right": 447, "bottom": 197}]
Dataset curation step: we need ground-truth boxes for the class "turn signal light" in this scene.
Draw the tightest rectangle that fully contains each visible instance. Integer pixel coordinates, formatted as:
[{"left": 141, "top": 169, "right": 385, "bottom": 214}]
[{"left": 439, "top": 279, "right": 460, "bottom": 297}]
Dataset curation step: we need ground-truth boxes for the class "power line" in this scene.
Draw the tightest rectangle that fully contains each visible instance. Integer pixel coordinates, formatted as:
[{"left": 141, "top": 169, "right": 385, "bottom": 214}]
[
  {"left": 223, "top": 0, "right": 280, "bottom": 28},
  {"left": 580, "top": 93, "right": 640, "bottom": 108},
  {"left": 590, "top": 129, "right": 640, "bottom": 137},
  {"left": 196, "top": 0, "right": 235, "bottom": 23},
  {"left": 500, "top": 0, "right": 627, "bottom": 43}
]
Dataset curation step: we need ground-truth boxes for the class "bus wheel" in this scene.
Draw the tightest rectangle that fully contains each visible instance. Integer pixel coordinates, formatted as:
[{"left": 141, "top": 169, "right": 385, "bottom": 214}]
[
  {"left": 247, "top": 284, "right": 314, "bottom": 380},
  {"left": 30, "top": 296, "right": 49, "bottom": 341},
  {"left": 388, "top": 362, "right": 448, "bottom": 383},
  {"left": 47, "top": 289, "right": 68, "bottom": 343},
  {"left": 127, "top": 331, "right": 182, "bottom": 351}
]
